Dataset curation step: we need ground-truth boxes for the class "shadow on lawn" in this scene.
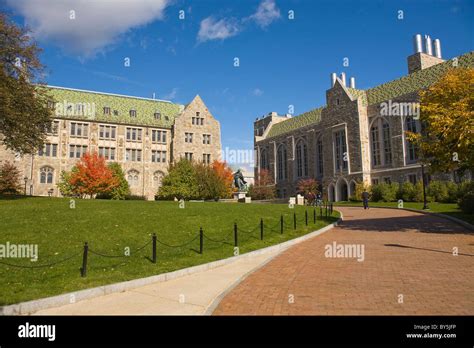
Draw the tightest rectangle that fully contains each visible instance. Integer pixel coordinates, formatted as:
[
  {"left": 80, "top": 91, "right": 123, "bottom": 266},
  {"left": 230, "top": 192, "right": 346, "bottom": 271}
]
[{"left": 338, "top": 211, "right": 473, "bottom": 235}]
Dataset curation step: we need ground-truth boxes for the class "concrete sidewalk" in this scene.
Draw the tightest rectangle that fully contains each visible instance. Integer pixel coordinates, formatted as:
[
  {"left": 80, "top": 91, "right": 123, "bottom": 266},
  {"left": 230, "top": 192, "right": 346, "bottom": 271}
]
[{"left": 34, "top": 251, "right": 278, "bottom": 315}]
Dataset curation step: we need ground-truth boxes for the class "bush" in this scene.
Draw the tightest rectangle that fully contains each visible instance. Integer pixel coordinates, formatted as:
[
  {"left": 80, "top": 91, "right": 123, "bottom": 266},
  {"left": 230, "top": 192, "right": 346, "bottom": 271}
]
[
  {"left": 444, "top": 181, "right": 459, "bottom": 203},
  {"left": 400, "top": 182, "right": 416, "bottom": 202},
  {"left": 158, "top": 159, "right": 199, "bottom": 200},
  {"left": 0, "top": 161, "right": 22, "bottom": 195},
  {"left": 249, "top": 169, "right": 275, "bottom": 200},
  {"left": 125, "top": 195, "right": 146, "bottom": 200},
  {"left": 351, "top": 181, "right": 370, "bottom": 202},
  {"left": 427, "top": 180, "right": 449, "bottom": 203},
  {"left": 458, "top": 181, "right": 474, "bottom": 214}
]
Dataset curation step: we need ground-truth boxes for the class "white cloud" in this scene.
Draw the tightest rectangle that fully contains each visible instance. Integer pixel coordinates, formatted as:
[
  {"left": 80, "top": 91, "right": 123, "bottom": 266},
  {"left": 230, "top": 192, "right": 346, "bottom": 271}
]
[
  {"left": 196, "top": 0, "right": 280, "bottom": 43},
  {"left": 5, "top": 0, "right": 170, "bottom": 57},
  {"left": 252, "top": 88, "right": 264, "bottom": 96},
  {"left": 197, "top": 17, "right": 240, "bottom": 43},
  {"left": 248, "top": 0, "right": 280, "bottom": 28},
  {"left": 162, "top": 87, "right": 178, "bottom": 100}
]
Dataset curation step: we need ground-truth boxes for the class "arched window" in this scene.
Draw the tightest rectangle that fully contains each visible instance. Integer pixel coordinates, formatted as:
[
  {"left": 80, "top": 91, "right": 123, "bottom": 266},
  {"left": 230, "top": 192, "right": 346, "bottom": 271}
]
[
  {"left": 316, "top": 136, "right": 324, "bottom": 177},
  {"left": 334, "top": 129, "right": 348, "bottom": 172},
  {"left": 127, "top": 170, "right": 139, "bottom": 187},
  {"left": 260, "top": 148, "right": 268, "bottom": 171},
  {"left": 405, "top": 116, "right": 419, "bottom": 163},
  {"left": 370, "top": 118, "right": 392, "bottom": 168},
  {"left": 40, "top": 166, "right": 54, "bottom": 184},
  {"left": 295, "top": 139, "right": 308, "bottom": 178},
  {"left": 153, "top": 171, "right": 164, "bottom": 187},
  {"left": 276, "top": 145, "right": 288, "bottom": 181}
]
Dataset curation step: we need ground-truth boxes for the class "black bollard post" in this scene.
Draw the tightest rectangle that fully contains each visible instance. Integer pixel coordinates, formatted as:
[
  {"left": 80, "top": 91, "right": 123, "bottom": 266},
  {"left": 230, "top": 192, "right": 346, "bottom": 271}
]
[
  {"left": 152, "top": 233, "right": 157, "bottom": 264},
  {"left": 313, "top": 208, "right": 316, "bottom": 224},
  {"left": 280, "top": 215, "right": 283, "bottom": 234},
  {"left": 260, "top": 218, "right": 264, "bottom": 240},
  {"left": 199, "top": 227, "right": 203, "bottom": 254},
  {"left": 81, "top": 242, "right": 88, "bottom": 277},
  {"left": 305, "top": 210, "right": 308, "bottom": 226},
  {"left": 293, "top": 212, "right": 296, "bottom": 230},
  {"left": 234, "top": 222, "right": 238, "bottom": 247}
]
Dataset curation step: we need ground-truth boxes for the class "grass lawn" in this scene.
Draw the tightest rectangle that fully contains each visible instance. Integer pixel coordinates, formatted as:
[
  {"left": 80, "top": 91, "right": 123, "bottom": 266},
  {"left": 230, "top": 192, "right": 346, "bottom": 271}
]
[
  {"left": 334, "top": 201, "right": 473, "bottom": 225},
  {"left": 0, "top": 197, "right": 338, "bottom": 305}
]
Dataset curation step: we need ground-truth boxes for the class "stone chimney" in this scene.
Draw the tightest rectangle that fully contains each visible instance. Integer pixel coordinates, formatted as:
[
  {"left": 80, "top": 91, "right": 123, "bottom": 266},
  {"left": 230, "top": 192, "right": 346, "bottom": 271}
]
[{"left": 407, "top": 34, "right": 445, "bottom": 74}]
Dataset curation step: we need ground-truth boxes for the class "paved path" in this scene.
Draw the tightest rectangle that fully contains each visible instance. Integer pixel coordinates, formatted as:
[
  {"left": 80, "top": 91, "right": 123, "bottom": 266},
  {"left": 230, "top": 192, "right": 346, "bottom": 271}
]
[{"left": 213, "top": 207, "right": 474, "bottom": 315}]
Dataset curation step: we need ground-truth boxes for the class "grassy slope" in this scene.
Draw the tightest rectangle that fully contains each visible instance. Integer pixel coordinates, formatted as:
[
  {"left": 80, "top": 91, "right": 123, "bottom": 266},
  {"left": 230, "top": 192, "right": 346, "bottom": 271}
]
[
  {"left": 0, "top": 197, "right": 338, "bottom": 305},
  {"left": 334, "top": 201, "right": 473, "bottom": 225}
]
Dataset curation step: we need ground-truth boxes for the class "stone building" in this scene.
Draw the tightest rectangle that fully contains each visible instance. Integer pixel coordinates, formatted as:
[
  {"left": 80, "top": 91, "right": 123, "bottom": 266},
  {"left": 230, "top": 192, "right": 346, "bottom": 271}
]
[
  {"left": 254, "top": 35, "right": 473, "bottom": 201},
  {"left": 0, "top": 86, "right": 222, "bottom": 200}
]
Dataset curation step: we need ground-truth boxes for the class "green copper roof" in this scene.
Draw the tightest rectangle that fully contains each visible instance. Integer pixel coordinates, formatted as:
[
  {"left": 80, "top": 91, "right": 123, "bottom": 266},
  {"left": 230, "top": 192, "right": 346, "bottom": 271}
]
[
  {"left": 45, "top": 86, "right": 183, "bottom": 128},
  {"left": 366, "top": 51, "right": 474, "bottom": 105},
  {"left": 346, "top": 87, "right": 368, "bottom": 105},
  {"left": 266, "top": 107, "right": 323, "bottom": 138}
]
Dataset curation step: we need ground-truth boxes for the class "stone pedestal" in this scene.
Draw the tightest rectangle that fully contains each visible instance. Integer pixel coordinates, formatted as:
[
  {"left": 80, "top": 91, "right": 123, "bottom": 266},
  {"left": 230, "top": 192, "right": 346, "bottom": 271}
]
[{"left": 233, "top": 191, "right": 247, "bottom": 202}]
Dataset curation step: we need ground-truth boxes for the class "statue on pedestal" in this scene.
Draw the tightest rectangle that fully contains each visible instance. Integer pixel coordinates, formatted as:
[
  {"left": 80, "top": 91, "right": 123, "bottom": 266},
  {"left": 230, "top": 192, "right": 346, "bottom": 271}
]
[{"left": 233, "top": 169, "right": 247, "bottom": 192}]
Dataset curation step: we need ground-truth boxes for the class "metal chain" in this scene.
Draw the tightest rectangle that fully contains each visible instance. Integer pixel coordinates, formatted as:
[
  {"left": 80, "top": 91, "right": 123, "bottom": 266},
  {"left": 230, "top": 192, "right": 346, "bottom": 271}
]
[{"left": 0, "top": 252, "right": 81, "bottom": 269}]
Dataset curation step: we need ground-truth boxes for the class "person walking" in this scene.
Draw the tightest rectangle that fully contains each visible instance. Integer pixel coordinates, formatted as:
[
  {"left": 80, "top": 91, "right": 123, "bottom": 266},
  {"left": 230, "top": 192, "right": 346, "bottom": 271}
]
[{"left": 362, "top": 190, "right": 370, "bottom": 209}]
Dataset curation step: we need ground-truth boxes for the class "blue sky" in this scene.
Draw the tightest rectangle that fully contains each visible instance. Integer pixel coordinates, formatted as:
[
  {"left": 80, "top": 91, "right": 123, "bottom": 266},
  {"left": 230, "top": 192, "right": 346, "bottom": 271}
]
[{"left": 3, "top": 0, "right": 473, "bottom": 159}]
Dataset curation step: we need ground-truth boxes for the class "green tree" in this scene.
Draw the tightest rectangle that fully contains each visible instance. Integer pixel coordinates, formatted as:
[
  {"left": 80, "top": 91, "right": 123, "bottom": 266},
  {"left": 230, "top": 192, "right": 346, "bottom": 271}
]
[
  {"left": 158, "top": 159, "right": 199, "bottom": 200},
  {"left": 0, "top": 161, "right": 22, "bottom": 194},
  {"left": 0, "top": 13, "right": 53, "bottom": 154},
  {"left": 57, "top": 168, "right": 78, "bottom": 197},
  {"left": 105, "top": 162, "right": 130, "bottom": 200}
]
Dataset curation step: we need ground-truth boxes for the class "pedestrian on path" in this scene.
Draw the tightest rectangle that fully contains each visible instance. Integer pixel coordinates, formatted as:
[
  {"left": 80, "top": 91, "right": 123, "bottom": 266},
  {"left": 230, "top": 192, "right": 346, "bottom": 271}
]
[{"left": 362, "top": 190, "right": 370, "bottom": 209}]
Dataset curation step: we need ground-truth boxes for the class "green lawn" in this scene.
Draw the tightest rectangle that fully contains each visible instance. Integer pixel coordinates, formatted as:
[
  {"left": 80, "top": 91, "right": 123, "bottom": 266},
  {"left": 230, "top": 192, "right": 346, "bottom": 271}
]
[
  {"left": 334, "top": 201, "right": 473, "bottom": 225},
  {"left": 0, "top": 197, "right": 338, "bottom": 305}
]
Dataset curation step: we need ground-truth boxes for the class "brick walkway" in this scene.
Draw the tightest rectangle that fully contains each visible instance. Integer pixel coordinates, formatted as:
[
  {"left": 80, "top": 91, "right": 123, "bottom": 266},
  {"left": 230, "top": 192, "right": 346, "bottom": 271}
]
[{"left": 213, "top": 207, "right": 474, "bottom": 315}]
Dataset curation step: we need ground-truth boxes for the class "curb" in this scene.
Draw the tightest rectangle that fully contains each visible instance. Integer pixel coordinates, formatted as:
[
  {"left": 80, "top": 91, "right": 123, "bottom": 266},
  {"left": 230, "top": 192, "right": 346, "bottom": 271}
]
[{"left": 0, "top": 214, "right": 342, "bottom": 316}]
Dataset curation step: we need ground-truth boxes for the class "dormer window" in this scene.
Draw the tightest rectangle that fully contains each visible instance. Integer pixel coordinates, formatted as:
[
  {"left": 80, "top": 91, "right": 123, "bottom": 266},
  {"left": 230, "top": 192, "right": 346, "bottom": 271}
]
[
  {"left": 164, "top": 115, "right": 169, "bottom": 121},
  {"left": 103, "top": 107, "right": 111, "bottom": 115},
  {"left": 154, "top": 112, "right": 161, "bottom": 120},
  {"left": 130, "top": 110, "right": 137, "bottom": 118},
  {"left": 113, "top": 110, "right": 119, "bottom": 116},
  {"left": 47, "top": 100, "right": 56, "bottom": 110}
]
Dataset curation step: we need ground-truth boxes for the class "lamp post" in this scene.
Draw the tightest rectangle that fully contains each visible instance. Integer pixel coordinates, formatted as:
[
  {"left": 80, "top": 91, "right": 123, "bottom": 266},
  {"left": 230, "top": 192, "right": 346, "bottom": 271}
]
[
  {"left": 421, "top": 164, "right": 429, "bottom": 210},
  {"left": 23, "top": 177, "right": 28, "bottom": 196}
]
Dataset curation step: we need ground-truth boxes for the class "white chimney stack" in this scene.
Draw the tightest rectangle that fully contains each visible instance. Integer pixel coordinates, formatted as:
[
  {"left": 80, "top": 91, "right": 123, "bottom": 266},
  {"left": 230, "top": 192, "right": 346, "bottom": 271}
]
[
  {"left": 413, "top": 34, "right": 423, "bottom": 53},
  {"left": 433, "top": 38, "right": 442, "bottom": 58},
  {"left": 330, "top": 73, "right": 337, "bottom": 87},
  {"left": 424, "top": 35, "right": 433, "bottom": 55},
  {"left": 350, "top": 77, "right": 356, "bottom": 89},
  {"left": 340, "top": 72, "right": 346, "bottom": 87}
]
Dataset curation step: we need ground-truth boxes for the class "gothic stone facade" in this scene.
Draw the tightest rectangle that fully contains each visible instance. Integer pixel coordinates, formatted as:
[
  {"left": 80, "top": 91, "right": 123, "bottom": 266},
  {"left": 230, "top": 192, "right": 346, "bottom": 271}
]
[
  {"left": 254, "top": 43, "right": 473, "bottom": 201},
  {"left": 0, "top": 87, "right": 222, "bottom": 200}
]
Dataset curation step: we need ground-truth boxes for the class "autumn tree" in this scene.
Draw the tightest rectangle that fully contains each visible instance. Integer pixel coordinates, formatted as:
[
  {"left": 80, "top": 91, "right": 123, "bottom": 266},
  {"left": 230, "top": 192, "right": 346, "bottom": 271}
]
[
  {"left": 248, "top": 169, "right": 276, "bottom": 200},
  {"left": 211, "top": 160, "right": 233, "bottom": 198},
  {"left": 0, "top": 13, "right": 53, "bottom": 154},
  {"left": 68, "top": 153, "right": 119, "bottom": 198},
  {"left": 0, "top": 161, "right": 22, "bottom": 194},
  {"left": 297, "top": 178, "right": 319, "bottom": 204},
  {"left": 407, "top": 68, "right": 474, "bottom": 174}
]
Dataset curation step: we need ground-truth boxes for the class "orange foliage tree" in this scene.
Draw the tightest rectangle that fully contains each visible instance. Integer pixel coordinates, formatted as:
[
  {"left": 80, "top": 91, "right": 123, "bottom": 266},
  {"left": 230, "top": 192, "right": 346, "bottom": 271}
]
[
  {"left": 69, "top": 153, "right": 119, "bottom": 198},
  {"left": 212, "top": 160, "right": 234, "bottom": 198},
  {"left": 249, "top": 169, "right": 276, "bottom": 200}
]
